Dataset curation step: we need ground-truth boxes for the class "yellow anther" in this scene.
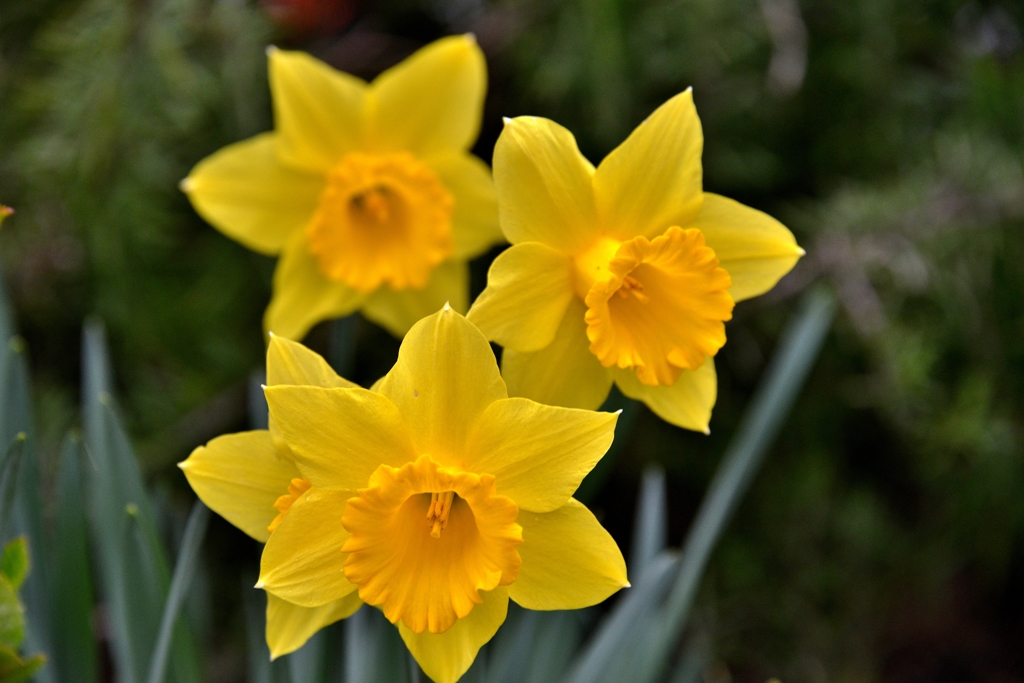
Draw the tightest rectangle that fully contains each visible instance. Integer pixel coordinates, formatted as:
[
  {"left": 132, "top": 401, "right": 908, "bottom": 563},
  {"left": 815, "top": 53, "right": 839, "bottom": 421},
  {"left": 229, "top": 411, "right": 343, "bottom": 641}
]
[
  {"left": 354, "top": 187, "right": 391, "bottom": 223},
  {"left": 426, "top": 491, "right": 456, "bottom": 539},
  {"left": 616, "top": 275, "right": 649, "bottom": 303}
]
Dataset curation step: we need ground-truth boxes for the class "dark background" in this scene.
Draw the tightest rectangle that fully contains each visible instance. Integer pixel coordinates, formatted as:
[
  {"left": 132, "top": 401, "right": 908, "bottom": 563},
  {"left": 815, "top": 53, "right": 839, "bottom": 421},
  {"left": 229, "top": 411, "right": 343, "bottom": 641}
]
[{"left": 2, "top": 0, "right": 1024, "bottom": 680}]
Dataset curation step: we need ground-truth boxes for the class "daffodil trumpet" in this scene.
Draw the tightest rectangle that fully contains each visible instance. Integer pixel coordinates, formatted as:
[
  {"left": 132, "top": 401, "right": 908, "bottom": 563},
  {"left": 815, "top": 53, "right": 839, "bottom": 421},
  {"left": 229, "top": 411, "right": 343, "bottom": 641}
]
[
  {"left": 182, "top": 35, "right": 502, "bottom": 341},
  {"left": 180, "top": 307, "right": 628, "bottom": 683},
  {"left": 468, "top": 92, "right": 804, "bottom": 432}
]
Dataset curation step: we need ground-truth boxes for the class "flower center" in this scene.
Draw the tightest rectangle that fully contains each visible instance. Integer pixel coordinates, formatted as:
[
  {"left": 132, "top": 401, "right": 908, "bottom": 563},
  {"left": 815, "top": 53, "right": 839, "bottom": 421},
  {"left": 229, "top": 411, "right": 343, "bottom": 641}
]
[
  {"left": 267, "top": 477, "right": 312, "bottom": 534},
  {"left": 426, "top": 490, "right": 456, "bottom": 539},
  {"left": 575, "top": 227, "right": 735, "bottom": 387},
  {"left": 341, "top": 455, "right": 521, "bottom": 635},
  {"left": 306, "top": 152, "right": 454, "bottom": 293}
]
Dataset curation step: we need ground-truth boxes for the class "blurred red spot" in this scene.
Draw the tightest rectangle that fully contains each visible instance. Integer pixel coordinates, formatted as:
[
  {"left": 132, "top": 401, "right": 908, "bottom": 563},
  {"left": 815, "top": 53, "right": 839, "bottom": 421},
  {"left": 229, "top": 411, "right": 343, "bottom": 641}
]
[{"left": 263, "top": 0, "right": 357, "bottom": 38}]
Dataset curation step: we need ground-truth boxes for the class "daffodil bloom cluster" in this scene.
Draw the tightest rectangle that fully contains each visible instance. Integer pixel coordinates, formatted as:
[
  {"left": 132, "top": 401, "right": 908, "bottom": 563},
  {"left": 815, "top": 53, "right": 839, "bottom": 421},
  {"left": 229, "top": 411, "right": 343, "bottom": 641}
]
[
  {"left": 468, "top": 91, "right": 804, "bottom": 432},
  {"left": 181, "top": 307, "right": 628, "bottom": 683},
  {"left": 182, "top": 36, "right": 501, "bottom": 341}
]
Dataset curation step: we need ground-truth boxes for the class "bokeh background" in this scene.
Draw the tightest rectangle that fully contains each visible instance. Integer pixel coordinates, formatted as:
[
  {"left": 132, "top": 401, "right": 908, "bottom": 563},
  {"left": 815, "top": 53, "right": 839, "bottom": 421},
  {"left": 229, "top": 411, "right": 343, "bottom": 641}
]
[{"left": 2, "top": 0, "right": 1024, "bottom": 680}]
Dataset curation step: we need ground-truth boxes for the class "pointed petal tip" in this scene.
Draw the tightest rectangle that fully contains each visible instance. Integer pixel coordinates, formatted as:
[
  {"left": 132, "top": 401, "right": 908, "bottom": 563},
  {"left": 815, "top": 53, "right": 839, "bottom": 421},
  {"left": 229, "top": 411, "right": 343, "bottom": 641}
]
[
  {"left": 254, "top": 580, "right": 265, "bottom": 589},
  {"left": 614, "top": 408, "right": 624, "bottom": 415},
  {"left": 265, "top": 44, "right": 278, "bottom": 56},
  {"left": 703, "top": 427, "right": 711, "bottom": 435},
  {"left": 463, "top": 32, "right": 477, "bottom": 44},
  {"left": 442, "top": 300, "right": 452, "bottom": 312},
  {"left": 177, "top": 460, "right": 188, "bottom": 470},
  {"left": 796, "top": 246, "right": 807, "bottom": 256},
  {"left": 502, "top": 116, "right": 512, "bottom": 125},
  {"left": 178, "top": 177, "right": 193, "bottom": 193}
]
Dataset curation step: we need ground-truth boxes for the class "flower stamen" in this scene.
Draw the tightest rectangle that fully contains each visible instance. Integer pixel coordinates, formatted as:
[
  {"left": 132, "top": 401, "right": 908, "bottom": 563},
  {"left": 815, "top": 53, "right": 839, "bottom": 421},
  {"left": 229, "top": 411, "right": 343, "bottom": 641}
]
[
  {"left": 353, "top": 186, "right": 392, "bottom": 224},
  {"left": 616, "top": 275, "right": 649, "bottom": 303},
  {"left": 426, "top": 490, "right": 456, "bottom": 538}
]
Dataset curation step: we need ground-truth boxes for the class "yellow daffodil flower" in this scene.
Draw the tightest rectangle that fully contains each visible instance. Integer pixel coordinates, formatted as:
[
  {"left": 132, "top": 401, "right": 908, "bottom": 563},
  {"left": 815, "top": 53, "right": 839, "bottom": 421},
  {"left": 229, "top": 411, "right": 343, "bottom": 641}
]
[
  {"left": 257, "top": 305, "right": 627, "bottom": 683},
  {"left": 181, "top": 36, "right": 501, "bottom": 340},
  {"left": 179, "top": 334, "right": 364, "bottom": 659},
  {"left": 467, "top": 91, "right": 804, "bottom": 432}
]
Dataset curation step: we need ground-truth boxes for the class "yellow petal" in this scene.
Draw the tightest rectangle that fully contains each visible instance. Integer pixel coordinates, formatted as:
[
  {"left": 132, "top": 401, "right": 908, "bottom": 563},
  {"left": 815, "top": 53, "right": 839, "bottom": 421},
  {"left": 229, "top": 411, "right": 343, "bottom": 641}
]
[
  {"left": 509, "top": 499, "right": 628, "bottom": 610},
  {"left": 266, "top": 591, "right": 362, "bottom": 660},
  {"left": 258, "top": 487, "right": 359, "bottom": 607},
  {"left": 268, "top": 48, "right": 368, "bottom": 174},
  {"left": 493, "top": 117, "right": 597, "bottom": 253},
  {"left": 179, "top": 431, "right": 298, "bottom": 543},
  {"left": 264, "top": 385, "right": 417, "bottom": 490},
  {"left": 266, "top": 334, "right": 357, "bottom": 389},
  {"left": 182, "top": 133, "right": 323, "bottom": 255},
  {"left": 467, "top": 243, "right": 575, "bottom": 353},
  {"left": 399, "top": 587, "right": 508, "bottom": 683},
  {"left": 467, "top": 398, "right": 617, "bottom": 513},
  {"left": 593, "top": 90, "right": 704, "bottom": 241},
  {"left": 425, "top": 150, "right": 501, "bottom": 260},
  {"left": 377, "top": 306, "right": 506, "bottom": 465},
  {"left": 502, "top": 298, "right": 614, "bottom": 410},
  {"left": 369, "top": 35, "right": 486, "bottom": 156},
  {"left": 264, "top": 233, "right": 365, "bottom": 341},
  {"left": 361, "top": 260, "right": 469, "bottom": 338},
  {"left": 692, "top": 193, "right": 803, "bottom": 302},
  {"left": 614, "top": 357, "right": 717, "bottom": 433}
]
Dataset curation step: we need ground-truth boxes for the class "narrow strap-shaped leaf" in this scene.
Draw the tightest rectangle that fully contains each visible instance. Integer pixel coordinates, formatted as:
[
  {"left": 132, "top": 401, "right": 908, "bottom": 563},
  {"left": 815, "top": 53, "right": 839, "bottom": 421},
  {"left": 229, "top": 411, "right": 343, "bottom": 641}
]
[
  {"left": 662, "top": 287, "right": 835, "bottom": 637},
  {"left": 0, "top": 434, "right": 26, "bottom": 540},
  {"left": 82, "top": 320, "right": 201, "bottom": 683},
  {"left": 52, "top": 432, "right": 97, "bottom": 683},
  {"left": 565, "top": 287, "right": 835, "bottom": 683},
  {"left": 287, "top": 627, "right": 328, "bottom": 682},
  {"left": 146, "top": 501, "right": 211, "bottom": 683},
  {"left": 0, "top": 276, "right": 56, "bottom": 683},
  {"left": 563, "top": 552, "right": 679, "bottom": 683},
  {"left": 666, "top": 633, "right": 710, "bottom": 683},
  {"left": 242, "top": 583, "right": 272, "bottom": 683},
  {"left": 630, "top": 465, "right": 667, "bottom": 581},
  {"left": 344, "top": 606, "right": 410, "bottom": 683},
  {"left": 521, "top": 611, "right": 587, "bottom": 683},
  {"left": 625, "top": 287, "right": 836, "bottom": 683},
  {"left": 483, "top": 604, "right": 535, "bottom": 683}
]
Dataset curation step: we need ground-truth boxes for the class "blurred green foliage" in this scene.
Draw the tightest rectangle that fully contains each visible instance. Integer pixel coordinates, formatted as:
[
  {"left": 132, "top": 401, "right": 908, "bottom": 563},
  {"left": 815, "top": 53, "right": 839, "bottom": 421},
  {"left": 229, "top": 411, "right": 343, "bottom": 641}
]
[
  {"left": 2, "top": 0, "right": 1024, "bottom": 680},
  {"left": 0, "top": 537, "right": 45, "bottom": 683}
]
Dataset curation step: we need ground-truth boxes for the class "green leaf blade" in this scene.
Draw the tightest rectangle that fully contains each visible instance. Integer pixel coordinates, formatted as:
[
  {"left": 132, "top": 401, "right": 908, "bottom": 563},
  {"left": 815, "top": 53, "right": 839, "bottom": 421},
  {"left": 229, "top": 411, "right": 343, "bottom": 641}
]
[{"left": 0, "top": 539, "right": 28, "bottom": 591}]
